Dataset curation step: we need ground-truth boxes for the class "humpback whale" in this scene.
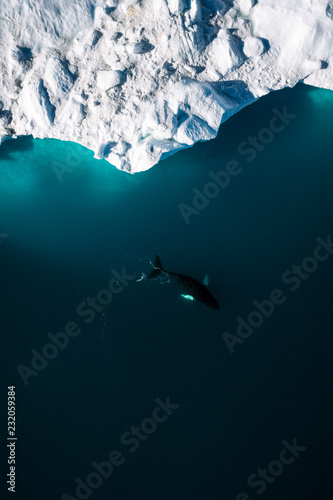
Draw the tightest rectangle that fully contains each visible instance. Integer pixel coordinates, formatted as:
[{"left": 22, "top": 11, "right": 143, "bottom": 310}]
[{"left": 148, "top": 255, "right": 220, "bottom": 310}]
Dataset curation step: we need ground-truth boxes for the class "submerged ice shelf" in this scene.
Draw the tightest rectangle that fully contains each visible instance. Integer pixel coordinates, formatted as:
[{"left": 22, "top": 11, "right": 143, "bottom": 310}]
[{"left": 0, "top": 0, "right": 333, "bottom": 173}]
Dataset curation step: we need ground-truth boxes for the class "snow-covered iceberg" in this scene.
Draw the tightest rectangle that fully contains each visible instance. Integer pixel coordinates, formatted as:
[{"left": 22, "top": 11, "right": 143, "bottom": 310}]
[{"left": 0, "top": 0, "right": 332, "bottom": 173}]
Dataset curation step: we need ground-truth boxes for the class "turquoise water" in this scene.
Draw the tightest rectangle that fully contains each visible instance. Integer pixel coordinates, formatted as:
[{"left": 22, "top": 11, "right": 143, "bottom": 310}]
[{"left": 1, "top": 83, "right": 333, "bottom": 500}]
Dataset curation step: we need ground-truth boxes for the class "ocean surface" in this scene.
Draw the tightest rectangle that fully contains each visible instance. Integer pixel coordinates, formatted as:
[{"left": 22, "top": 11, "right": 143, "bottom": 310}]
[{"left": 1, "top": 83, "right": 333, "bottom": 500}]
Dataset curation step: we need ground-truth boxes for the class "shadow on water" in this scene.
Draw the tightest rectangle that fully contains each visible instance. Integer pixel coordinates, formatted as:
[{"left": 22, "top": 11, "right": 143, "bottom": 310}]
[{"left": 0, "top": 134, "right": 34, "bottom": 160}]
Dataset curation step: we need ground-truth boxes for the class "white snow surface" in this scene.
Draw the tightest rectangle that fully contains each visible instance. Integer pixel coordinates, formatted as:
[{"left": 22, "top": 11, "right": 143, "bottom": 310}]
[{"left": 0, "top": 0, "right": 333, "bottom": 173}]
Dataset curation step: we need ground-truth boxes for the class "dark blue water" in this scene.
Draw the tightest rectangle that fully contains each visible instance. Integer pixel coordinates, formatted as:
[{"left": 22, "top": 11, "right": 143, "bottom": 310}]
[{"left": 1, "top": 83, "right": 333, "bottom": 500}]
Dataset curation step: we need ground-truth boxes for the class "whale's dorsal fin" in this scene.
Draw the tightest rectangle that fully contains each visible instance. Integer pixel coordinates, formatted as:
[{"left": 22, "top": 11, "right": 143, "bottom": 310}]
[{"left": 203, "top": 275, "right": 209, "bottom": 286}]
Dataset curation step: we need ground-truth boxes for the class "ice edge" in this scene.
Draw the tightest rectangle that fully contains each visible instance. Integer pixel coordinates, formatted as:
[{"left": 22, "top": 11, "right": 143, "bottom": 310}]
[{"left": 0, "top": 0, "right": 332, "bottom": 173}]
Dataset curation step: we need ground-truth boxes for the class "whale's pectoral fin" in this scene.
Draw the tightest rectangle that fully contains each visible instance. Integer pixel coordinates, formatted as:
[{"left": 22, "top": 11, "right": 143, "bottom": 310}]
[
  {"left": 181, "top": 294, "right": 195, "bottom": 301},
  {"left": 203, "top": 275, "right": 209, "bottom": 286}
]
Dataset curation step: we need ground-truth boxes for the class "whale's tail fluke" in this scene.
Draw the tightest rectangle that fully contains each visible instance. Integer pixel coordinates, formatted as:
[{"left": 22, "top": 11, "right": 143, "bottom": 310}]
[{"left": 148, "top": 255, "right": 163, "bottom": 279}]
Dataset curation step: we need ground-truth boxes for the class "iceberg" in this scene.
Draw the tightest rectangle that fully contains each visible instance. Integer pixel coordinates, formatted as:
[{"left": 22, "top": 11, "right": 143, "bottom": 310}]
[{"left": 0, "top": 0, "right": 332, "bottom": 173}]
